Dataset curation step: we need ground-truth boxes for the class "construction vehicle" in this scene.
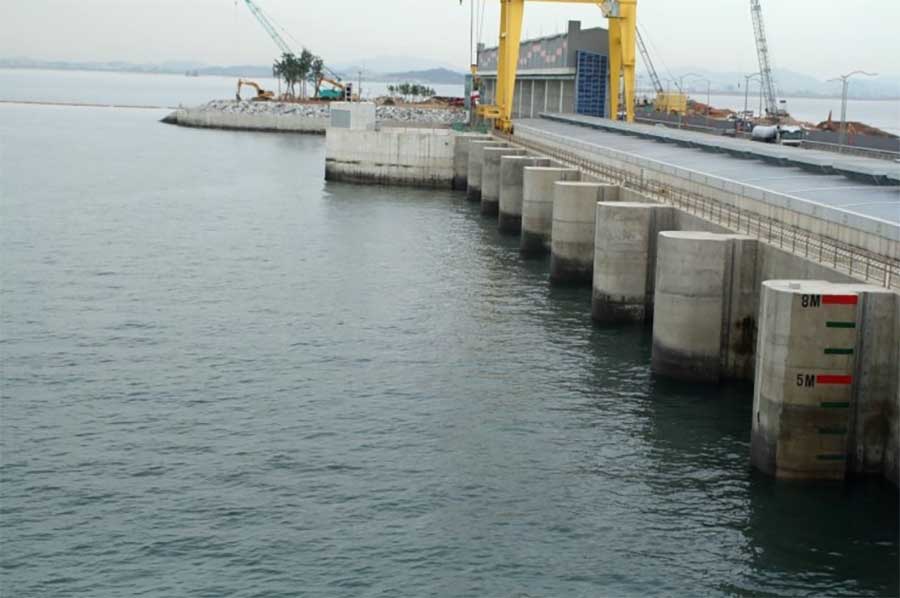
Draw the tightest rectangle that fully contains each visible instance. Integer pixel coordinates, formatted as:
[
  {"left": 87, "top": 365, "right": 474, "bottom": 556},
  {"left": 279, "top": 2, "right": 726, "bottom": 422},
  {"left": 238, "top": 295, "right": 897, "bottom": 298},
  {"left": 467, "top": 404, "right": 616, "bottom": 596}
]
[
  {"left": 635, "top": 28, "right": 686, "bottom": 114},
  {"left": 475, "top": 0, "right": 637, "bottom": 133},
  {"left": 236, "top": 79, "right": 275, "bottom": 101},
  {"left": 751, "top": 124, "right": 805, "bottom": 146},
  {"left": 749, "top": 0, "right": 786, "bottom": 118},
  {"left": 317, "top": 77, "right": 352, "bottom": 101},
  {"left": 240, "top": 0, "right": 348, "bottom": 100}
]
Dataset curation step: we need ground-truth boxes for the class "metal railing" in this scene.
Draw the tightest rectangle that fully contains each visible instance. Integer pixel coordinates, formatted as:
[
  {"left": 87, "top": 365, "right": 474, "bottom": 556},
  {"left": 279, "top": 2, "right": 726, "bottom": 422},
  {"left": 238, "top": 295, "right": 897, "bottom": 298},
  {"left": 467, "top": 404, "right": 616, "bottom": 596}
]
[
  {"left": 800, "top": 139, "right": 900, "bottom": 162},
  {"left": 503, "top": 130, "right": 900, "bottom": 290}
]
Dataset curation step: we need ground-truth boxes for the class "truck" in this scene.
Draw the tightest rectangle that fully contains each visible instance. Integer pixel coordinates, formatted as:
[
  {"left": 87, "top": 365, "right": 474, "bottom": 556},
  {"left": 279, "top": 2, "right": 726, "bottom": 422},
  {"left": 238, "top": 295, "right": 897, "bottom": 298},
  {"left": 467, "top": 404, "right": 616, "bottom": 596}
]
[{"left": 751, "top": 124, "right": 806, "bottom": 146}]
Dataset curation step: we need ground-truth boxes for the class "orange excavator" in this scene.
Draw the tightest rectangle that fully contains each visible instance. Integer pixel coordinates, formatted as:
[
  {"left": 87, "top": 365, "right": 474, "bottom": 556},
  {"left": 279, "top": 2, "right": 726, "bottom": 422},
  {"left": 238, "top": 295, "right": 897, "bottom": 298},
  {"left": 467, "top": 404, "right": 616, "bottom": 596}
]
[{"left": 236, "top": 79, "right": 275, "bottom": 101}]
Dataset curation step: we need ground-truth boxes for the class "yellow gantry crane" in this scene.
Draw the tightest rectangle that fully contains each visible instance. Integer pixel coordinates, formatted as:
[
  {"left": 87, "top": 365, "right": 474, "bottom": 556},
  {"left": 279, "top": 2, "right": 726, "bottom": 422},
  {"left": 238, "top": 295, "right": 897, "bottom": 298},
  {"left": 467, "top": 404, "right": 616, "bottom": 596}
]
[{"left": 476, "top": 0, "right": 637, "bottom": 132}]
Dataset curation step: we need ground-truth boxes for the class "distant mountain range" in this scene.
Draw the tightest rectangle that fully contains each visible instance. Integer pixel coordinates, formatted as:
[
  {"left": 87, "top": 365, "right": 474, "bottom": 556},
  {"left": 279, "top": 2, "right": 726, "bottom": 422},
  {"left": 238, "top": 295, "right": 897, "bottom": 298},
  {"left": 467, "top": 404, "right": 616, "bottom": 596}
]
[
  {"left": 0, "top": 58, "right": 466, "bottom": 85},
  {"left": 3, "top": 57, "right": 897, "bottom": 98},
  {"left": 642, "top": 67, "right": 900, "bottom": 100}
]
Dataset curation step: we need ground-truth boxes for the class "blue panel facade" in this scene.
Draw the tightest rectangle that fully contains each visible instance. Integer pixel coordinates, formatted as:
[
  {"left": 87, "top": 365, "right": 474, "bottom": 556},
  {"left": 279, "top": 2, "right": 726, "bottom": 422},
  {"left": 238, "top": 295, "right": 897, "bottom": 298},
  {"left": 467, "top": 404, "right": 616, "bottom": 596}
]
[{"left": 575, "top": 51, "right": 608, "bottom": 117}]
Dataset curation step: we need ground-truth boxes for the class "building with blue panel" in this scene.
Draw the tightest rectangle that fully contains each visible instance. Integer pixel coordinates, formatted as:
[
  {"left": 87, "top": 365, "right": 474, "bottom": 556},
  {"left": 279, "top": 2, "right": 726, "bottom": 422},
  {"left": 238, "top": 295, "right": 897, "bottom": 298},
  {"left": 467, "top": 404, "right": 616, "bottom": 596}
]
[{"left": 476, "top": 20, "right": 609, "bottom": 119}]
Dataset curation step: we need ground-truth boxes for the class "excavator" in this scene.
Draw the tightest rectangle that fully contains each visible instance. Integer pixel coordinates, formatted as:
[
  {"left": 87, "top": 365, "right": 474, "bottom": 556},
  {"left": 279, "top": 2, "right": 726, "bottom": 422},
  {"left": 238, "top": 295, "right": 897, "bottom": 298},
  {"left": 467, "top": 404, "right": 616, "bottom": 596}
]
[
  {"left": 317, "top": 77, "right": 352, "bottom": 101},
  {"left": 236, "top": 79, "right": 275, "bottom": 101}
]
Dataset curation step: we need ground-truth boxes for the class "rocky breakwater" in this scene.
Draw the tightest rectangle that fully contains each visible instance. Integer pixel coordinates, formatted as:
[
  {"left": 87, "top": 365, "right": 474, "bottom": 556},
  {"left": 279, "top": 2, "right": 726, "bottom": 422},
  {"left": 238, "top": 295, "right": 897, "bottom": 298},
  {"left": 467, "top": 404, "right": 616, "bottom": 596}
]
[{"left": 162, "top": 100, "right": 466, "bottom": 134}]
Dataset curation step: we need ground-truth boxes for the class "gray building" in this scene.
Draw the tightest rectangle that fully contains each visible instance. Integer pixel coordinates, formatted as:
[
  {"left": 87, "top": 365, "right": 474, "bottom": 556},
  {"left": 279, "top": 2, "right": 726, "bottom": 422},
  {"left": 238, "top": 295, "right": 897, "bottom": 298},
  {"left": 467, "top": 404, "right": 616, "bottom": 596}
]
[{"left": 476, "top": 20, "right": 610, "bottom": 119}]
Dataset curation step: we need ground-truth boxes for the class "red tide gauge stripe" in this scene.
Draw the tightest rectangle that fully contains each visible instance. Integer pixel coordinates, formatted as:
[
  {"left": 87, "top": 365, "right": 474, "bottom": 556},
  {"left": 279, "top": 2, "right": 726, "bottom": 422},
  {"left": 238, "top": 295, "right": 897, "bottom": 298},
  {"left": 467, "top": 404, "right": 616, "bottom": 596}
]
[
  {"left": 822, "top": 295, "right": 858, "bottom": 305},
  {"left": 817, "top": 374, "right": 853, "bottom": 385}
]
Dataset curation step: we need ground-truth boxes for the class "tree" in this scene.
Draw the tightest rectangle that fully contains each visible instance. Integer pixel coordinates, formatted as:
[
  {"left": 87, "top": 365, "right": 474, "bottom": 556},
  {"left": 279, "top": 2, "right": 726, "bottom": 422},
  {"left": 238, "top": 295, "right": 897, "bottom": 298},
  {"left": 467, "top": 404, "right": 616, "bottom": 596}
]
[
  {"left": 309, "top": 55, "right": 325, "bottom": 97},
  {"left": 274, "top": 52, "right": 300, "bottom": 97},
  {"left": 297, "top": 48, "right": 314, "bottom": 98}
]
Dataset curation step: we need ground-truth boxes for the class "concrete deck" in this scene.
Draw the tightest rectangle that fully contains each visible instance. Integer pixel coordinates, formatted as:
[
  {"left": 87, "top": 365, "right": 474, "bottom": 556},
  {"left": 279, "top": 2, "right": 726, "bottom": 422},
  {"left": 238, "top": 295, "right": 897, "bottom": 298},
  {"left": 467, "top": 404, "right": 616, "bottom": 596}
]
[{"left": 524, "top": 114, "right": 900, "bottom": 225}]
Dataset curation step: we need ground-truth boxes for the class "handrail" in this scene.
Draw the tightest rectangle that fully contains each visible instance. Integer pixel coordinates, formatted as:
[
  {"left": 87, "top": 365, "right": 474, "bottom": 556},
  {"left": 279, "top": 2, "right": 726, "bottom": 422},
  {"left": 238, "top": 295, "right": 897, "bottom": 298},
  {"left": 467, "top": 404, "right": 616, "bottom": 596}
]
[{"left": 503, "top": 129, "right": 900, "bottom": 290}]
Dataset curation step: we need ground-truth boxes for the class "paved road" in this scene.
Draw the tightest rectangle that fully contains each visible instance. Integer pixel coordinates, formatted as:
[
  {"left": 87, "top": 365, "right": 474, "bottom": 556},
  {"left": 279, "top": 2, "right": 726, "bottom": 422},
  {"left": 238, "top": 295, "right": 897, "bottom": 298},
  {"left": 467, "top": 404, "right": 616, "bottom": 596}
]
[{"left": 519, "top": 116, "right": 900, "bottom": 225}]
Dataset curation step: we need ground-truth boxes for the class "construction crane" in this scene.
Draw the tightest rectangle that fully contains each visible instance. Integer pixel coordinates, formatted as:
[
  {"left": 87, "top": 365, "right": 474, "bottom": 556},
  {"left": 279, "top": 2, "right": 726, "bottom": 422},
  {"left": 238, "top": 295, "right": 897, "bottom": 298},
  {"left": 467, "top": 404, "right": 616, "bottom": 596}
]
[
  {"left": 476, "top": 0, "right": 637, "bottom": 132},
  {"left": 635, "top": 30, "right": 662, "bottom": 95},
  {"left": 235, "top": 0, "right": 349, "bottom": 99},
  {"left": 635, "top": 28, "right": 686, "bottom": 114},
  {"left": 241, "top": 0, "right": 292, "bottom": 55},
  {"left": 749, "top": 0, "right": 780, "bottom": 117}
]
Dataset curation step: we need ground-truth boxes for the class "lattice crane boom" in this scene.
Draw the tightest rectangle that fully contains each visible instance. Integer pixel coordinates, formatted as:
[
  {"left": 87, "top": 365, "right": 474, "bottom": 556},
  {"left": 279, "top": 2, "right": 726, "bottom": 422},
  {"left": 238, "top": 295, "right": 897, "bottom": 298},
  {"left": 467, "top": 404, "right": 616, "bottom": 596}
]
[
  {"left": 636, "top": 29, "right": 663, "bottom": 95},
  {"left": 242, "top": 0, "right": 293, "bottom": 56},
  {"left": 750, "top": 0, "right": 779, "bottom": 116}
]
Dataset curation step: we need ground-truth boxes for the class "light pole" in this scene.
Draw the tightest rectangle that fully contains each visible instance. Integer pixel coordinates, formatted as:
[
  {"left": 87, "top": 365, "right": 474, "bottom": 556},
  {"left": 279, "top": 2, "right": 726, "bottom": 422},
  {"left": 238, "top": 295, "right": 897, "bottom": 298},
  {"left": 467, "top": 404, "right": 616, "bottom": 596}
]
[
  {"left": 743, "top": 72, "right": 761, "bottom": 118},
  {"left": 682, "top": 73, "right": 710, "bottom": 127},
  {"left": 676, "top": 72, "right": 701, "bottom": 128},
  {"left": 827, "top": 70, "right": 878, "bottom": 146}
]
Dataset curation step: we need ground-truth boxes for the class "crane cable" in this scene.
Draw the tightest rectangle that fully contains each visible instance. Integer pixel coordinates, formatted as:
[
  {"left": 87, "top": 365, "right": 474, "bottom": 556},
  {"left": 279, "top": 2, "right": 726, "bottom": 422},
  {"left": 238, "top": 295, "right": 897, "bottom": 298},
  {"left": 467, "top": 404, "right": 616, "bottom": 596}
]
[{"left": 638, "top": 22, "right": 682, "bottom": 93}]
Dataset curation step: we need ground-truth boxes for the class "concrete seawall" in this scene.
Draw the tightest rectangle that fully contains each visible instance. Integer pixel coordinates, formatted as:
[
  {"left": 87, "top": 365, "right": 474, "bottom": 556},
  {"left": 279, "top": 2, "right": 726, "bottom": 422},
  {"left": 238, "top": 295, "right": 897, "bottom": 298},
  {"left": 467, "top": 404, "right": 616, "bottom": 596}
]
[
  {"left": 325, "top": 128, "right": 456, "bottom": 188},
  {"left": 172, "top": 106, "right": 328, "bottom": 134}
]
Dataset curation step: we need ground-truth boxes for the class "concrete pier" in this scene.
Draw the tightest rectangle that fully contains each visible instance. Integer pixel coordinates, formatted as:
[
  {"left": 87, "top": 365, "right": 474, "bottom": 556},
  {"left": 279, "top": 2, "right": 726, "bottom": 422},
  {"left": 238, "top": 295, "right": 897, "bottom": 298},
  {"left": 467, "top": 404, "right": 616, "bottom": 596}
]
[
  {"left": 452, "top": 135, "right": 492, "bottom": 190},
  {"left": 751, "top": 281, "right": 899, "bottom": 480},
  {"left": 651, "top": 232, "right": 758, "bottom": 382},
  {"left": 498, "top": 156, "right": 551, "bottom": 233},
  {"left": 467, "top": 140, "right": 507, "bottom": 202},
  {"left": 520, "top": 167, "right": 581, "bottom": 257},
  {"left": 592, "top": 202, "right": 676, "bottom": 323},
  {"left": 550, "top": 182, "right": 618, "bottom": 285},
  {"left": 481, "top": 147, "right": 527, "bottom": 216}
]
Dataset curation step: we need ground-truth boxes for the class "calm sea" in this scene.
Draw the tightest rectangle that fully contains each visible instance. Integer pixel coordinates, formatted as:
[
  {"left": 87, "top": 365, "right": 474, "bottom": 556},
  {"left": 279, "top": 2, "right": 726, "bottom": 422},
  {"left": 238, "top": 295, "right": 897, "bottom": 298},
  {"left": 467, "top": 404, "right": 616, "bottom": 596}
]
[{"left": 0, "top": 77, "right": 897, "bottom": 597}]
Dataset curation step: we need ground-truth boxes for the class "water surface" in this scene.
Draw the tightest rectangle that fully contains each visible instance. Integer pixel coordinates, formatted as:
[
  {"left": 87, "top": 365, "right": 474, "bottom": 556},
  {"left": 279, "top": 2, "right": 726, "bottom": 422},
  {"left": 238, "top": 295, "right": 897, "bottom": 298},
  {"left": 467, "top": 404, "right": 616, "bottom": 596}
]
[{"left": 1, "top": 104, "right": 897, "bottom": 597}]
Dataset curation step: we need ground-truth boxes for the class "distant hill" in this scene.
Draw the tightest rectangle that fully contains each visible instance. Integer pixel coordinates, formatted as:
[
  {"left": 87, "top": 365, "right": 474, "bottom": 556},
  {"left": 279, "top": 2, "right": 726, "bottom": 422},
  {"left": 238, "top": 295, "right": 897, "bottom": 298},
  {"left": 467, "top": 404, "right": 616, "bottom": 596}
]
[
  {"left": 380, "top": 68, "right": 465, "bottom": 85},
  {"left": 0, "top": 58, "right": 464, "bottom": 85}
]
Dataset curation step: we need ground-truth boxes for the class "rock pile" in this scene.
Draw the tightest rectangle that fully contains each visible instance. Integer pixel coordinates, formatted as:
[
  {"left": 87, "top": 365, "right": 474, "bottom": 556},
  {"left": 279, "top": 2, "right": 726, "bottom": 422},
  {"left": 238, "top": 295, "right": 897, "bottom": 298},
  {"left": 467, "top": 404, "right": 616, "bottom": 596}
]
[{"left": 190, "top": 100, "right": 467, "bottom": 126}]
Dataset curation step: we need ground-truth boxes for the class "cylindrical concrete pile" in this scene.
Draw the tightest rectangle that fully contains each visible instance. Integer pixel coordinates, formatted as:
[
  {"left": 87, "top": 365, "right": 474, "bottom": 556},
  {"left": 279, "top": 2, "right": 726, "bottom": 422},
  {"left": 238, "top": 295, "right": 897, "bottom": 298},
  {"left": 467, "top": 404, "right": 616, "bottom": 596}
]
[
  {"left": 520, "top": 166, "right": 580, "bottom": 257},
  {"left": 651, "top": 232, "right": 732, "bottom": 382},
  {"left": 751, "top": 280, "right": 860, "bottom": 480},
  {"left": 592, "top": 202, "right": 674, "bottom": 323},
  {"left": 481, "top": 147, "right": 527, "bottom": 216},
  {"left": 550, "top": 182, "right": 617, "bottom": 285},
  {"left": 467, "top": 141, "right": 506, "bottom": 202},
  {"left": 498, "top": 156, "right": 551, "bottom": 233},
  {"left": 452, "top": 134, "right": 492, "bottom": 191}
]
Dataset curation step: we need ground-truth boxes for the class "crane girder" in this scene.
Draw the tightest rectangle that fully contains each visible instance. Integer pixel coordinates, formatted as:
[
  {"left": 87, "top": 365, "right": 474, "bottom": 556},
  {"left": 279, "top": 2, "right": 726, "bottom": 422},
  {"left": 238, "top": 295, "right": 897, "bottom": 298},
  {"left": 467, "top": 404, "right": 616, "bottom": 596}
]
[{"left": 476, "top": 0, "right": 637, "bottom": 132}]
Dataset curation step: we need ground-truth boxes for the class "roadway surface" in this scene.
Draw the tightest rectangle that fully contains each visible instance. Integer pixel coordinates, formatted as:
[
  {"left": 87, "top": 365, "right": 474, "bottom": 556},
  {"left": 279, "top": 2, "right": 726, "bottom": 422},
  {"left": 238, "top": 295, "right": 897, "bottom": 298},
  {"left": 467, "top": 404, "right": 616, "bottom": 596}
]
[{"left": 518, "top": 115, "right": 900, "bottom": 225}]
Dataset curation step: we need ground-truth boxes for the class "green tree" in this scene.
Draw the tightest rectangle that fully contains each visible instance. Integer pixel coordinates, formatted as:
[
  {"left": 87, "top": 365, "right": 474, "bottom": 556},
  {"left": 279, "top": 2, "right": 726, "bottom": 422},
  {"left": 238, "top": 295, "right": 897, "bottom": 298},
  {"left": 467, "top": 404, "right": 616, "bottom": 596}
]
[
  {"left": 309, "top": 55, "right": 325, "bottom": 97},
  {"left": 297, "top": 48, "right": 314, "bottom": 98}
]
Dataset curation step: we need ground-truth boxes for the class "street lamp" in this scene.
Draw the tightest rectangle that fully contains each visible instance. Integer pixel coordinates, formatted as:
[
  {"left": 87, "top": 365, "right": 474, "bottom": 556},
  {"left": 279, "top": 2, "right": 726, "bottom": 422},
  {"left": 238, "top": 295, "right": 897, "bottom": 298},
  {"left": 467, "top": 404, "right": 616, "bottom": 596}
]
[
  {"left": 743, "top": 72, "right": 761, "bottom": 118},
  {"left": 684, "top": 74, "right": 712, "bottom": 127},
  {"left": 827, "top": 70, "right": 878, "bottom": 146},
  {"left": 676, "top": 72, "right": 701, "bottom": 128}
]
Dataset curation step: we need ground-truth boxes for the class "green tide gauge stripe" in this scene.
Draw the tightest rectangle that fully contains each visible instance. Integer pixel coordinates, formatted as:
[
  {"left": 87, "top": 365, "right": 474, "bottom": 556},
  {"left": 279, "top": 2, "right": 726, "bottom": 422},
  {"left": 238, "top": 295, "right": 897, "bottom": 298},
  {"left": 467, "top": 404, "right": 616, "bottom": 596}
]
[
  {"left": 826, "top": 321, "right": 856, "bottom": 328},
  {"left": 824, "top": 348, "right": 854, "bottom": 355},
  {"left": 820, "top": 401, "right": 851, "bottom": 409}
]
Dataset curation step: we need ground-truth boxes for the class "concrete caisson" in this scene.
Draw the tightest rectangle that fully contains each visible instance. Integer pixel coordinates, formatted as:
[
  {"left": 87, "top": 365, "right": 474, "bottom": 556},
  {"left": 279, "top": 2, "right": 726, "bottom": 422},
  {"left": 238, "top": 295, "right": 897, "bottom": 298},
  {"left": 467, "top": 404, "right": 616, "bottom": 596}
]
[
  {"left": 520, "top": 167, "right": 581, "bottom": 257},
  {"left": 452, "top": 134, "right": 492, "bottom": 191},
  {"left": 592, "top": 202, "right": 675, "bottom": 323},
  {"left": 651, "top": 231, "right": 758, "bottom": 383},
  {"left": 481, "top": 147, "right": 527, "bottom": 216},
  {"left": 498, "top": 156, "right": 551, "bottom": 233},
  {"left": 467, "top": 140, "right": 507, "bottom": 202},
  {"left": 550, "top": 182, "right": 618, "bottom": 285}
]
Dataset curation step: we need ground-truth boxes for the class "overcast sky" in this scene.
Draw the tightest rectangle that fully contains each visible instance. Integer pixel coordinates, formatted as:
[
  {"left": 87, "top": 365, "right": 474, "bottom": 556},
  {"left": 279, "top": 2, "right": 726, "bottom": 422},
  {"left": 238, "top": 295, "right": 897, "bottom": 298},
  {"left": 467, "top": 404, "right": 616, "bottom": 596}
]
[{"left": 3, "top": 0, "right": 898, "bottom": 79}]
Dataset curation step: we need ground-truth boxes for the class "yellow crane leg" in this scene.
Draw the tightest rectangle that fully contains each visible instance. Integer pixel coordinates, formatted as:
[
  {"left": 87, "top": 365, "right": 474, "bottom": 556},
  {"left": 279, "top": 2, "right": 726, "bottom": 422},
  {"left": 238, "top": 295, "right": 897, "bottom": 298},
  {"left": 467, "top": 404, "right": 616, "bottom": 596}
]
[
  {"left": 476, "top": 0, "right": 637, "bottom": 130},
  {"left": 496, "top": 0, "right": 525, "bottom": 132}
]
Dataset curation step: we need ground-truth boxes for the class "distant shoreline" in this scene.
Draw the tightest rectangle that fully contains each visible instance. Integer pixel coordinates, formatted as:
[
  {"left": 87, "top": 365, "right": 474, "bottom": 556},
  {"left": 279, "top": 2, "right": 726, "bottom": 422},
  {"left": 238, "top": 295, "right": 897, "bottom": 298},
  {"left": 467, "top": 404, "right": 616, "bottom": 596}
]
[
  {"left": 0, "top": 99, "right": 175, "bottom": 110},
  {"left": 2, "top": 66, "right": 897, "bottom": 100}
]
